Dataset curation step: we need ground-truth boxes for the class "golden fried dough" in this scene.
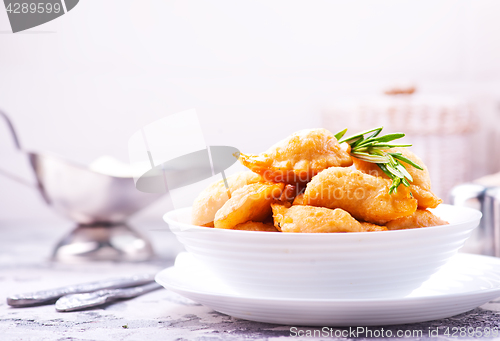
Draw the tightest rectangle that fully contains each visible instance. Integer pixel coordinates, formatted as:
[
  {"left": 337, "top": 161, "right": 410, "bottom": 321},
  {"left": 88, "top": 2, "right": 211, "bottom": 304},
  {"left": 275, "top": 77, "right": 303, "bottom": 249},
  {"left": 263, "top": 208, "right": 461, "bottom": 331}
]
[
  {"left": 232, "top": 221, "right": 279, "bottom": 232},
  {"left": 240, "top": 129, "right": 352, "bottom": 184},
  {"left": 352, "top": 147, "right": 442, "bottom": 209},
  {"left": 214, "top": 182, "right": 285, "bottom": 229},
  {"left": 407, "top": 186, "right": 443, "bottom": 210},
  {"left": 271, "top": 203, "right": 365, "bottom": 233},
  {"left": 271, "top": 203, "right": 287, "bottom": 231},
  {"left": 192, "top": 171, "right": 262, "bottom": 226},
  {"left": 303, "top": 167, "right": 417, "bottom": 225},
  {"left": 361, "top": 222, "right": 388, "bottom": 232},
  {"left": 385, "top": 209, "right": 448, "bottom": 230},
  {"left": 292, "top": 193, "right": 304, "bottom": 205}
]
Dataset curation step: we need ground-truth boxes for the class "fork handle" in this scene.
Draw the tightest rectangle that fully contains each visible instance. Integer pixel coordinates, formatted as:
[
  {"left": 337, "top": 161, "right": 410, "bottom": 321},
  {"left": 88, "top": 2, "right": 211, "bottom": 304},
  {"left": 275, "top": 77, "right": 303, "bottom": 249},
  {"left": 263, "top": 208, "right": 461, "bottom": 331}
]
[{"left": 55, "top": 282, "right": 163, "bottom": 312}]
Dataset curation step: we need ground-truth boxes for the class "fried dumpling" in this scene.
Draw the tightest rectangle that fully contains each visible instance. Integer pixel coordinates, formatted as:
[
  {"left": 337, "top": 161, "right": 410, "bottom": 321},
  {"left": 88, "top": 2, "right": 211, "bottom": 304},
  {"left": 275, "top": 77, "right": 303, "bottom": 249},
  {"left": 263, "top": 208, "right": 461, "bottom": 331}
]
[
  {"left": 240, "top": 128, "right": 352, "bottom": 184},
  {"left": 385, "top": 209, "right": 448, "bottom": 230},
  {"left": 231, "top": 221, "right": 279, "bottom": 232},
  {"left": 214, "top": 182, "right": 284, "bottom": 229},
  {"left": 271, "top": 203, "right": 365, "bottom": 233},
  {"left": 192, "top": 171, "right": 263, "bottom": 226},
  {"left": 352, "top": 147, "right": 442, "bottom": 209},
  {"left": 303, "top": 167, "right": 417, "bottom": 225},
  {"left": 361, "top": 222, "right": 388, "bottom": 232}
]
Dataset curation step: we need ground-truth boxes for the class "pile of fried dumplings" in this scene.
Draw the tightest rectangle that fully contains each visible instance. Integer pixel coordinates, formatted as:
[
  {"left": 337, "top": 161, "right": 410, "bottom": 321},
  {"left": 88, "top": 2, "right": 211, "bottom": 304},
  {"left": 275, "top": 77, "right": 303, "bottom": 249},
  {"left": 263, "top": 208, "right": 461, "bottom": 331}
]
[{"left": 192, "top": 128, "right": 448, "bottom": 233}]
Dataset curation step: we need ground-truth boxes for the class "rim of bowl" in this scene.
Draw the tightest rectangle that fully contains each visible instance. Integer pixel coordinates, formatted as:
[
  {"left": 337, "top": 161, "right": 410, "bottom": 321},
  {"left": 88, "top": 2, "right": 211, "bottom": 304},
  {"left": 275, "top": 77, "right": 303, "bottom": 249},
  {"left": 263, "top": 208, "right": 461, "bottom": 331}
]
[{"left": 163, "top": 204, "right": 482, "bottom": 236}]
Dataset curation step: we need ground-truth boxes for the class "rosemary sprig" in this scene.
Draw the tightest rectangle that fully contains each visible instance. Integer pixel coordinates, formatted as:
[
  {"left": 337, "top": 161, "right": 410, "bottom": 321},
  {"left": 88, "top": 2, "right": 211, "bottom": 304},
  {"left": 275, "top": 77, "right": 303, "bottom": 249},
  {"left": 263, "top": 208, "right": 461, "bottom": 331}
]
[{"left": 336, "top": 127, "right": 423, "bottom": 194}]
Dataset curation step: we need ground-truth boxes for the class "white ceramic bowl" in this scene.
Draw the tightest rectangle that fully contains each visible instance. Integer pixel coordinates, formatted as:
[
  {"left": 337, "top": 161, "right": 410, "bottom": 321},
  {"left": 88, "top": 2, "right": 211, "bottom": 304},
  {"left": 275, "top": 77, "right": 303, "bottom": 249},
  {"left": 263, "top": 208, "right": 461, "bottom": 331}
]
[{"left": 163, "top": 204, "right": 481, "bottom": 299}]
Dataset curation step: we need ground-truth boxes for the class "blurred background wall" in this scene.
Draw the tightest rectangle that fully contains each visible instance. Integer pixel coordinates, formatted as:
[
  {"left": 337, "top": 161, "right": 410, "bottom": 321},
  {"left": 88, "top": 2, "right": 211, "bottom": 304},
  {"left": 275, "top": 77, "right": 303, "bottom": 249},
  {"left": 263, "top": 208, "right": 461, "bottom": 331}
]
[{"left": 1, "top": 0, "right": 500, "bottom": 222}]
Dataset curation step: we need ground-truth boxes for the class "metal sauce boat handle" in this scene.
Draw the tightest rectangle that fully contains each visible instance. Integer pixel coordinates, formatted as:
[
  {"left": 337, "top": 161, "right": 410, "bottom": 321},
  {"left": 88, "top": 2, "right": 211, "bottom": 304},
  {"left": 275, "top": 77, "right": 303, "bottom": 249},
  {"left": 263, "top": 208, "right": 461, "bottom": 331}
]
[
  {"left": 0, "top": 109, "right": 22, "bottom": 151},
  {"left": 0, "top": 109, "right": 35, "bottom": 187}
]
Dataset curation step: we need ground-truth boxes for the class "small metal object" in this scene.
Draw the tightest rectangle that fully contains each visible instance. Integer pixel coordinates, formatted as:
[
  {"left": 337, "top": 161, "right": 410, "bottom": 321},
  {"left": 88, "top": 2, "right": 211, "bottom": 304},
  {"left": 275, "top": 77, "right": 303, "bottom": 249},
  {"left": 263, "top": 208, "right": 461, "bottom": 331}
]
[
  {"left": 449, "top": 183, "right": 486, "bottom": 212},
  {"left": 55, "top": 282, "right": 162, "bottom": 312},
  {"left": 7, "top": 274, "right": 155, "bottom": 307},
  {"left": 450, "top": 183, "right": 500, "bottom": 257},
  {"left": 484, "top": 188, "right": 500, "bottom": 257},
  {"left": 0, "top": 110, "right": 163, "bottom": 262}
]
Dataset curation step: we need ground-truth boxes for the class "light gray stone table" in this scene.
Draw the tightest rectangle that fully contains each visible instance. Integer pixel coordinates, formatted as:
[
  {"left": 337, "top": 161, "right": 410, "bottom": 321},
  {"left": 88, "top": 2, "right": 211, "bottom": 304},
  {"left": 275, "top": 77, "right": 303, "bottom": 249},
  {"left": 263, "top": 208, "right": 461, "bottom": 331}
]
[{"left": 1, "top": 218, "right": 500, "bottom": 341}]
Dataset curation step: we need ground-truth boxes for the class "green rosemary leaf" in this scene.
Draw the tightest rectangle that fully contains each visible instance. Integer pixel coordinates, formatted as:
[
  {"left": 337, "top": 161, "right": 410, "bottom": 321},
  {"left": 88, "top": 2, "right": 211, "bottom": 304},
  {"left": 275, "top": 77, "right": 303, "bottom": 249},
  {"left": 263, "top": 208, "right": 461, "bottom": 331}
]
[
  {"left": 350, "top": 136, "right": 365, "bottom": 148},
  {"left": 340, "top": 135, "right": 365, "bottom": 148},
  {"left": 338, "top": 127, "right": 382, "bottom": 144},
  {"left": 387, "top": 153, "right": 397, "bottom": 166},
  {"left": 351, "top": 151, "right": 390, "bottom": 163},
  {"left": 372, "top": 133, "right": 406, "bottom": 143},
  {"left": 353, "top": 140, "right": 376, "bottom": 149},
  {"left": 396, "top": 164, "right": 413, "bottom": 182},
  {"left": 352, "top": 146, "right": 368, "bottom": 152},
  {"left": 352, "top": 142, "right": 382, "bottom": 151},
  {"left": 366, "top": 128, "right": 382, "bottom": 140},
  {"left": 386, "top": 164, "right": 406, "bottom": 179},
  {"left": 334, "top": 128, "right": 348, "bottom": 141},
  {"left": 369, "top": 143, "right": 412, "bottom": 149},
  {"left": 377, "top": 163, "right": 395, "bottom": 179},
  {"left": 389, "top": 153, "right": 424, "bottom": 170},
  {"left": 338, "top": 135, "right": 362, "bottom": 145},
  {"left": 389, "top": 178, "right": 401, "bottom": 194},
  {"left": 354, "top": 133, "right": 405, "bottom": 148}
]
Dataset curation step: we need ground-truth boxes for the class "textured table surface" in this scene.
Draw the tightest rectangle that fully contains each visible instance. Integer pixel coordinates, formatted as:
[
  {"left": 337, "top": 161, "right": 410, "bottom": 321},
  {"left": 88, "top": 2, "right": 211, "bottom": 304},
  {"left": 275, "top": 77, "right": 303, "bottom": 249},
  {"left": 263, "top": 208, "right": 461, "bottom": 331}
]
[{"left": 1, "top": 218, "right": 500, "bottom": 341}]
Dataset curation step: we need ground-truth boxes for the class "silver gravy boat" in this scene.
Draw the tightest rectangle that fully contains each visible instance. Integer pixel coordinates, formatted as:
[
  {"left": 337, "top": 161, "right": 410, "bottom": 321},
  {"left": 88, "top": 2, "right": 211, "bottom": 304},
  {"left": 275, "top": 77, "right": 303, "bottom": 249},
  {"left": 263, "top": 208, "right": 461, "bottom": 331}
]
[{"left": 0, "top": 110, "right": 163, "bottom": 262}]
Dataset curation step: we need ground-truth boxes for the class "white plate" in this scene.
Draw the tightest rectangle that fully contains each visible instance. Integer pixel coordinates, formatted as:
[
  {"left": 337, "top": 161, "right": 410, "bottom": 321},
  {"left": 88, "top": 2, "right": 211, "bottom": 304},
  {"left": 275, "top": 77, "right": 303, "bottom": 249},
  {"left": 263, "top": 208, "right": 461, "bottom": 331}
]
[{"left": 156, "top": 252, "right": 500, "bottom": 326}]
